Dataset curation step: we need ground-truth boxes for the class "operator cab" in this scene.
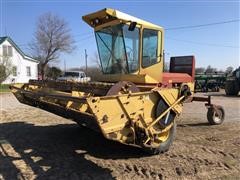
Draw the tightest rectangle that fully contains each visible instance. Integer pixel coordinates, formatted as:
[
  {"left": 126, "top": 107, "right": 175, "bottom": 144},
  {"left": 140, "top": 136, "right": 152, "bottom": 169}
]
[
  {"left": 83, "top": 8, "right": 194, "bottom": 85},
  {"left": 95, "top": 23, "right": 160, "bottom": 75},
  {"left": 83, "top": 8, "right": 164, "bottom": 84}
]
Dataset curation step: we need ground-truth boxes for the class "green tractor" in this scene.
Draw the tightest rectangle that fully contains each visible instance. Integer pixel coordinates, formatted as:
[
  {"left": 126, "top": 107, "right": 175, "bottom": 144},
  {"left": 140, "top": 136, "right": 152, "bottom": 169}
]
[
  {"left": 195, "top": 73, "right": 226, "bottom": 92},
  {"left": 225, "top": 67, "right": 240, "bottom": 96}
]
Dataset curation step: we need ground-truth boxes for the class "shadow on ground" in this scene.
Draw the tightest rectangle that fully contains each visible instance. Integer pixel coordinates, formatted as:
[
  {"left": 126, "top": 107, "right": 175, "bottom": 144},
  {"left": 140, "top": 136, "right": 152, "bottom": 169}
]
[
  {"left": 0, "top": 122, "right": 147, "bottom": 179},
  {"left": 202, "top": 92, "right": 240, "bottom": 98},
  {"left": 178, "top": 122, "right": 210, "bottom": 127}
]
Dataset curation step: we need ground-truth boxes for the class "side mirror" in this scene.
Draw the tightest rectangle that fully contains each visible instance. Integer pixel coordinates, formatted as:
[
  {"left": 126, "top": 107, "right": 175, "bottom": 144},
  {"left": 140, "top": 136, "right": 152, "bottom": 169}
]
[{"left": 128, "top": 22, "right": 137, "bottom": 31}]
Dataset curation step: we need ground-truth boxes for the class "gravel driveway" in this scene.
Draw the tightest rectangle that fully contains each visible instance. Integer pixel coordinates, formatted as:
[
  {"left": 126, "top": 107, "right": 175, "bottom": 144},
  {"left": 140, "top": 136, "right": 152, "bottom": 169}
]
[{"left": 0, "top": 92, "right": 239, "bottom": 179}]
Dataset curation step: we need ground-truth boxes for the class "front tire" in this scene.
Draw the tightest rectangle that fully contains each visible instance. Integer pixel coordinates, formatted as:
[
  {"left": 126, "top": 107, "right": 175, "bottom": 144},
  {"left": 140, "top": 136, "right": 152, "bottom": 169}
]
[
  {"left": 143, "top": 99, "right": 177, "bottom": 154},
  {"left": 143, "top": 122, "right": 176, "bottom": 154}
]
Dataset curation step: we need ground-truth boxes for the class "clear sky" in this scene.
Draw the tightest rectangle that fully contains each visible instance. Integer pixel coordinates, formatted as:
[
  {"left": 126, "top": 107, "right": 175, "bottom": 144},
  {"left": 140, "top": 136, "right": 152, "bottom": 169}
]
[{"left": 0, "top": 0, "right": 239, "bottom": 71}]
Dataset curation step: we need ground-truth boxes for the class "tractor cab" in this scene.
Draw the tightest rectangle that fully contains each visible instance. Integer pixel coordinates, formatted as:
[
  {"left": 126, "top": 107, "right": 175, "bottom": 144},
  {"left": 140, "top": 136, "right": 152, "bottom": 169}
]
[
  {"left": 83, "top": 8, "right": 195, "bottom": 87},
  {"left": 83, "top": 8, "right": 164, "bottom": 84}
]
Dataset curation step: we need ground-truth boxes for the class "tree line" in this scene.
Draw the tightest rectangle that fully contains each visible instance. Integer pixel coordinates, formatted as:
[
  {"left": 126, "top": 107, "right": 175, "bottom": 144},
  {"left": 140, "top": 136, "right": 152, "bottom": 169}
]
[{"left": 195, "top": 65, "right": 234, "bottom": 75}]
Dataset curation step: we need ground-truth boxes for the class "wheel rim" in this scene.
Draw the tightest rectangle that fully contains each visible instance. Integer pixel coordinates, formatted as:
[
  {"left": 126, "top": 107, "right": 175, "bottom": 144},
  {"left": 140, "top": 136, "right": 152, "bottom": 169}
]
[
  {"left": 149, "top": 130, "right": 170, "bottom": 148},
  {"left": 213, "top": 110, "right": 222, "bottom": 123},
  {"left": 158, "top": 130, "right": 170, "bottom": 142},
  {"left": 153, "top": 123, "right": 173, "bottom": 144}
]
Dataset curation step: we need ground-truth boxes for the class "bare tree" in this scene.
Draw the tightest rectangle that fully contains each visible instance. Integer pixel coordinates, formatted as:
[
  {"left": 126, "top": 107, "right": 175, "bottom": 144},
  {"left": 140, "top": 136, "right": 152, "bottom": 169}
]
[
  {"left": 30, "top": 12, "right": 75, "bottom": 79},
  {"left": 164, "top": 61, "right": 169, "bottom": 72},
  {"left": 225, "top": 66, "right": 234, "bottom": 75},
  {"left": 87, "top": 66, "right": 102, "bottom": 81},
  {"left": 195, "top": 67, "right": 205, "bottom": 74},
  {"left": 0, "top": 55, "right": 12, "bottom": 83},
  {"left": 205, "top": 65, "right": 217, "bottom": 74}
]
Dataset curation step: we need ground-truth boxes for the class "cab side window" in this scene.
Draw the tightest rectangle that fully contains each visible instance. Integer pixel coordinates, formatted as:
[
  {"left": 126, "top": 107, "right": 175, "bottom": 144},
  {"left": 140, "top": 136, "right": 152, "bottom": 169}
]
[{"left": 142, "top": 29, "right": 158, "bottom": 68}]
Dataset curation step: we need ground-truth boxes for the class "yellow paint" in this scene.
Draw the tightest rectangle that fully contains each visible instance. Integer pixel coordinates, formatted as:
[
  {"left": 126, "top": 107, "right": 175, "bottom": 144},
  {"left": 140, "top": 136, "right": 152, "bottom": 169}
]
[{"left": 9, "top": 8, "right": 197, "bottom": 153}]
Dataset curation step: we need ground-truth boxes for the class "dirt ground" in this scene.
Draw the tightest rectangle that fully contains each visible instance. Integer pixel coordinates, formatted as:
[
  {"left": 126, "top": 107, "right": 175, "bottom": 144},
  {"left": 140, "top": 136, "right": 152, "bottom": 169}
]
[{"left": 0, "top": 91, "right": 239, "bottom": 180}]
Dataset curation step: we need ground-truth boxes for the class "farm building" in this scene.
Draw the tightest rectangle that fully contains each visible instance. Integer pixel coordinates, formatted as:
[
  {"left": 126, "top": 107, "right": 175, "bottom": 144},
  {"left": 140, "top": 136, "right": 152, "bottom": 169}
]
[{"left": 0, "top": 36, "right": 39, "bottom": 84}]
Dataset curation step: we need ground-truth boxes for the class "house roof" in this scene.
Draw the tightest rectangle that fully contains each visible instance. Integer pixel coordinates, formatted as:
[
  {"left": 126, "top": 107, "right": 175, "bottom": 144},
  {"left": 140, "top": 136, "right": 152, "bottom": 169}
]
[{"left": 0, "top": 36, "right": 39, "bottom": 63}]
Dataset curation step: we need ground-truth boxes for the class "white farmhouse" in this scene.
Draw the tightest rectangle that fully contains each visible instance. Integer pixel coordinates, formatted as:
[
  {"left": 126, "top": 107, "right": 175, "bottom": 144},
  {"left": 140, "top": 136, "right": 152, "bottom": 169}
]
[{"left": 0, "top": 36, "right": 39, "bottom": 84}]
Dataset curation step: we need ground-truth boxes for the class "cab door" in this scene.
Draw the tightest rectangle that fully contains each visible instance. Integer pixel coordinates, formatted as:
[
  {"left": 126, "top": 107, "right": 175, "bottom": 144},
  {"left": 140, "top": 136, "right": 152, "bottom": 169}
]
[{"left": 139, "top": 28, "right": 164, "bottom": 83}]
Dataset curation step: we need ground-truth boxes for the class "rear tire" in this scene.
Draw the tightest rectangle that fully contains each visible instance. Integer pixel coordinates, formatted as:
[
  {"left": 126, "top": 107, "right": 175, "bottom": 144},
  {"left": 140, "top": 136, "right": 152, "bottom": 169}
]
[
  {"left": 207, "top": 106, "right": 225, "bottom": 125},
  {"left": 225, "top": 81, "right": 239, "bottom": 96}
]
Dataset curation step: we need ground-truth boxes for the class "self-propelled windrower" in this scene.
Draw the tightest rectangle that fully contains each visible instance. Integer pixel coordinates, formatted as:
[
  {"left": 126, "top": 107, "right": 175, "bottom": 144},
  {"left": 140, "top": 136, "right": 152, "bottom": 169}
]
[{"left": 10, "top": 8, "right": 224, "bottom": 154}]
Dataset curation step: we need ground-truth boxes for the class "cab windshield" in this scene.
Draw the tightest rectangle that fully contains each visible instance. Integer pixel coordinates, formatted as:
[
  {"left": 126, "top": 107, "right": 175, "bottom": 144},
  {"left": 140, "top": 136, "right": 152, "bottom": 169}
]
[{"left": 95, "top": 24, "right": 139, "bottom": 74}]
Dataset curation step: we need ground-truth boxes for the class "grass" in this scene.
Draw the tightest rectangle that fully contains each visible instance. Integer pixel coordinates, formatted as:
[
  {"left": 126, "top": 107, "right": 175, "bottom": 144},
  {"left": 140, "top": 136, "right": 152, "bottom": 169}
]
[{"left": 0, "top": 84, "right": 10, "bottom": 92}]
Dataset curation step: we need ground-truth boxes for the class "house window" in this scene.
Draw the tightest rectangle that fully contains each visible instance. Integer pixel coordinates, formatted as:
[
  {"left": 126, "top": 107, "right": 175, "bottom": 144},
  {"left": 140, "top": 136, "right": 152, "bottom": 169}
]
[
  {"left": 2, "top": 45, "right": 7, "bottom": 56},
  {"left": 26, "top": 66, "right": 31, "bottom": 76},
  {"left": 8, "top": 46, "right": 13, "bottom": 56},
  {"left": 12, "top": 66, "right": 17, "bottom": 76},
  {"left": 2, "top": 45, "right": 13, "bottom": 57}
]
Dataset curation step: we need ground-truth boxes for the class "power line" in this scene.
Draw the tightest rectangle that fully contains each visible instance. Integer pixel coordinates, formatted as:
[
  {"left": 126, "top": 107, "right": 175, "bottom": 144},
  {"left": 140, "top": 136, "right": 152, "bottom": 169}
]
[
  {"left": 75, "top": 34, "right": 94, "bottom": 42},
  {"left": 17, "top": 34, "right": 95, "bottom": 47},
  {"left": 165, "top": 19, "right": 240, "bottom": 30},
  {"left": 16, "top": 35, "right": 239, "bottom": 49},
  {"left": 166, "top": 36, "right": 239, "bottom": 48},
  {"left": 15, "top": 18, "right": 240, "bottom": 49},
  {"left": 73, "top": 32, "right": 93, "bottom": 38}
]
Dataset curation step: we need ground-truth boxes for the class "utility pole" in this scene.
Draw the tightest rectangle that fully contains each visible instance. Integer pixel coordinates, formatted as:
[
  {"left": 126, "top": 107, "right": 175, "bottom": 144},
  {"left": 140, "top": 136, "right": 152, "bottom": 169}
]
[
  {"left": 64, "top": 59, "right": 66, "bottom": 72},
  {"left": 85, "top": 49, "right": 88, "bottom": 75}
]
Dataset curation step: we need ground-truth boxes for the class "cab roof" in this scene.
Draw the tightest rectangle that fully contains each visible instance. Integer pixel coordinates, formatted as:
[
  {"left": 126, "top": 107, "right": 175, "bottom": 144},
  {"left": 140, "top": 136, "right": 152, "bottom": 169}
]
[{"left": 82, "top": 8, "right": 163, "bottom": 30}]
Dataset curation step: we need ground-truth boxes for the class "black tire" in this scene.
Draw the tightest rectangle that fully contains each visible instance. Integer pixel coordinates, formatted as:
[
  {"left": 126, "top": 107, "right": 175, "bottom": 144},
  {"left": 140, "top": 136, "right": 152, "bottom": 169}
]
[
  {"left": 76, "top": 121, "right": 87, "bottom": 127},
  {"left": 207, "top": 106, "right": 225, "bottom": 125},
  {"left": 202, "top": 87, "right": 208, "bottom": 92},
  {"left": 143, "top": 99, "right": 176, "bottom": 154},
  {"left": 225, "top": 81, "right": 239, "bottom": 96},
  {"left": 155, "top": 99, "right": 176, "bottom": 127}
]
